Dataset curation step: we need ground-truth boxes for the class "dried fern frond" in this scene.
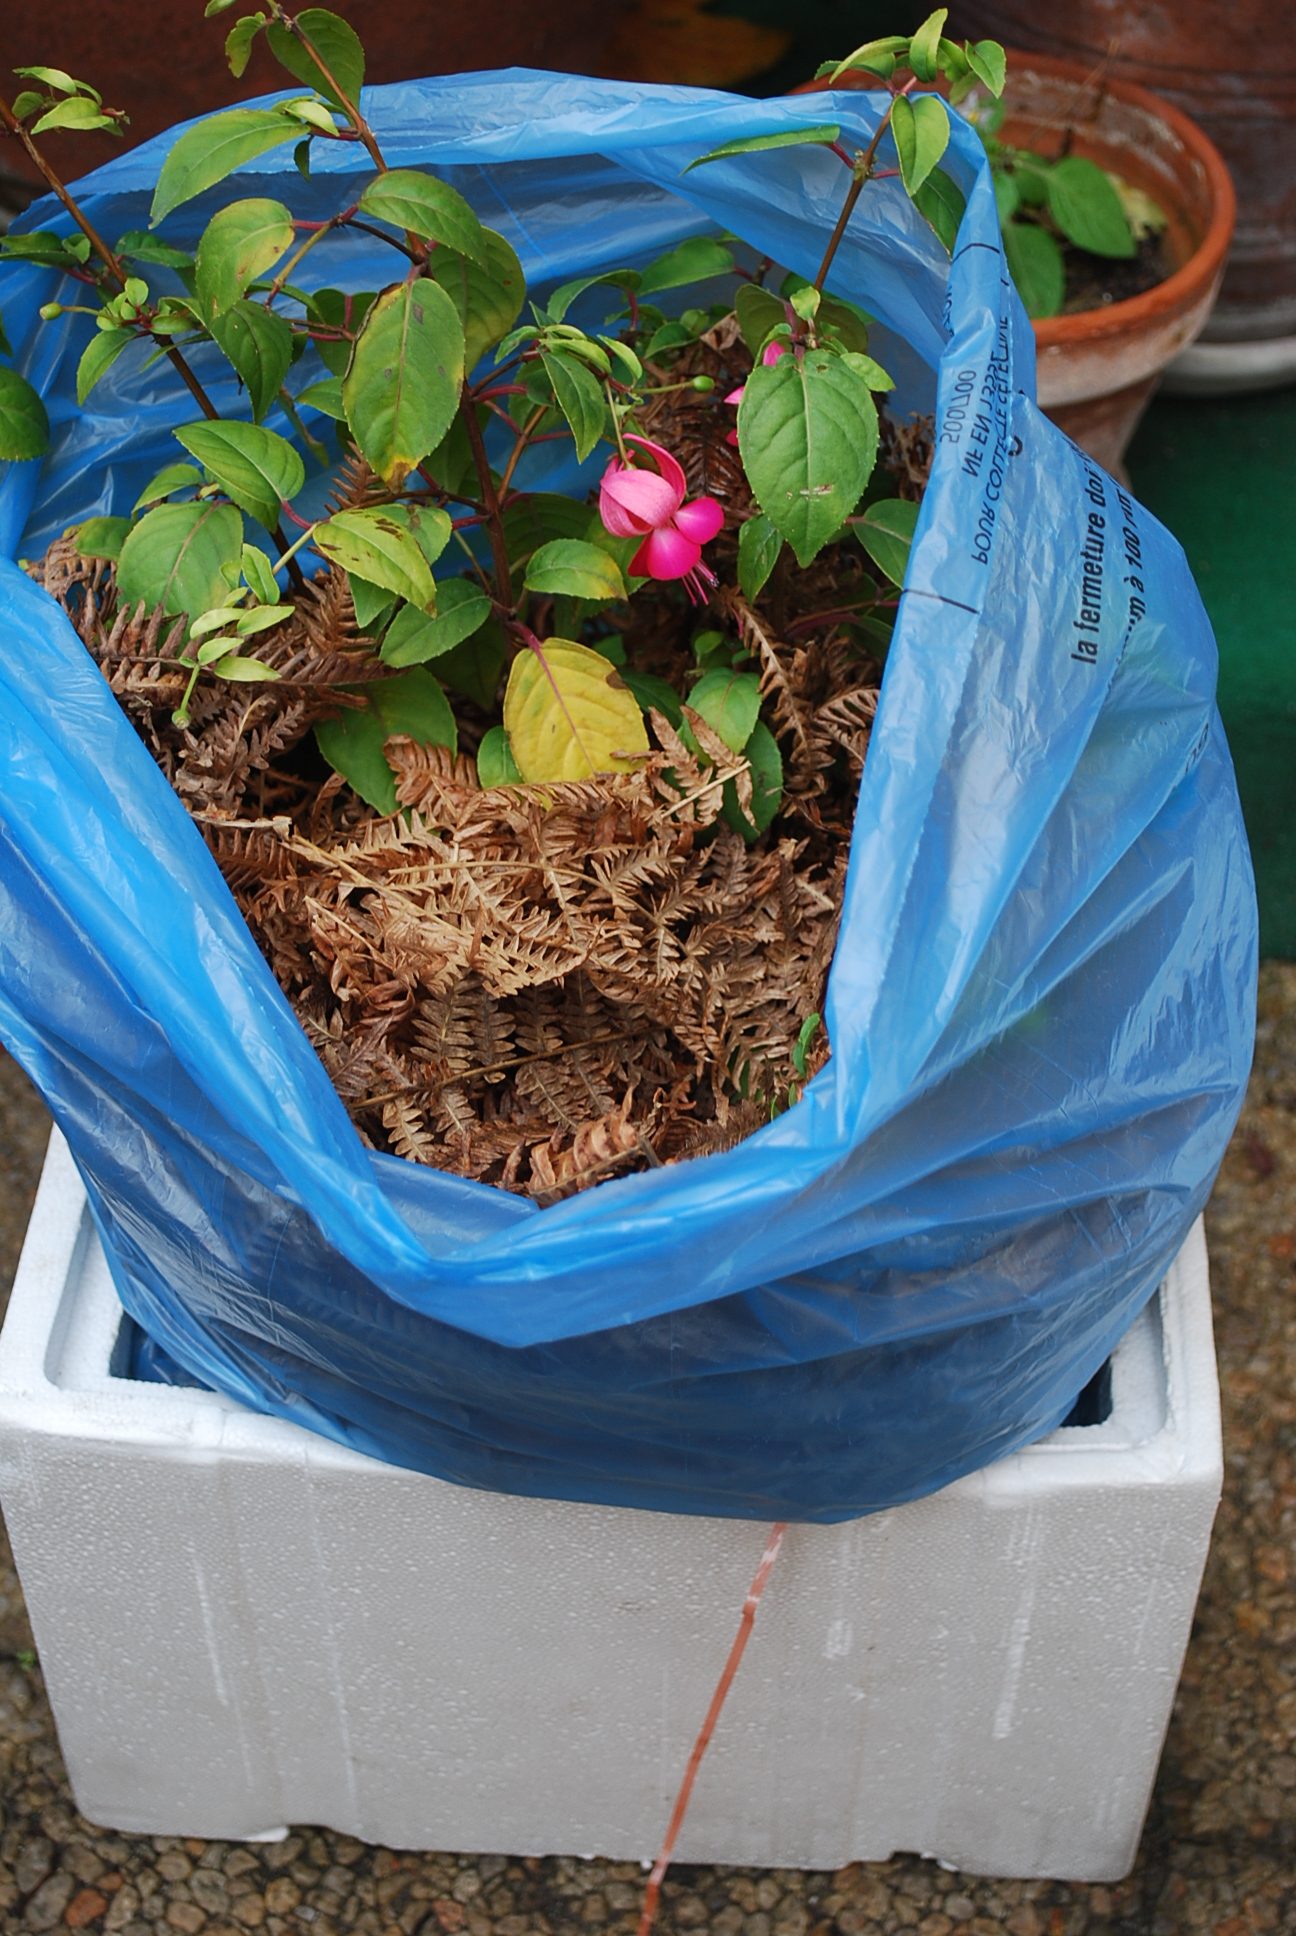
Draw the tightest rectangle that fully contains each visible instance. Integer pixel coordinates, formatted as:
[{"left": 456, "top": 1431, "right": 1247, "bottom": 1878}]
[{"left": 30, "top": 396, "right": 927, "bottom": 1198}]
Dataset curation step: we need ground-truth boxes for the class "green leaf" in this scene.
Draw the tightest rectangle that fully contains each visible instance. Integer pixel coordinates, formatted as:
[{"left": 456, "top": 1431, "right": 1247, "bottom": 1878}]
[
  {"left": 854, "top": 497, "right": 918, "bottom": 587},
  {"left": 637, "top": 236, "right": 735, "bottom": 297},
  {"left": 791, "top": 1009, "right": 821, "bottom": 1079},
  {"left": 71, "top": 515, "right": 131, "bottom": 560},
  {"left": 966, "top": 39, "right": 1007, "bottom": 97},
  {"left": 543, "top": 329, "right": 611, "bottom": 377},
  {"left": 357, "top": 171, "right": 487, "bottom": 266},
  {"left": 76, "top": 329, "right": 132, "bottom": 405},
  {"left": 225, "top": 12, "right": 267, "bottom": 78},
  {"left": 313, "top": 507, "right": 436, "bottom": 609},
  {"left": 543, "top": 268, "right": 639, "bottom": 326},
  {"left": 1046, "top": 156, "right": 1136, "bottom": 259},
  {"left": 722, "top": 719, "right": 782, "bottom": 841},
  {"left": 523, "top": 539, "right": 625, "bottom": 603},
  {"left": 539, "top": 350, "right": 606, "bottom": 463},
  {"left": 0, "top": 315, "right": 8, "bottom": 358},
  {"left": 150, "top": 107, "right": 302, "bottom": 225},
  {"left": 504, "top": 638, "right": 648, "bottom": 782},
  {"left": 372, "top": 668, "right": 457, "bottom": 753},
  {"left": 134, "top": 461, "right": 203, "bottom": 511},
  {"left": 280, "top": 95, "right": 340, "bottom": 135},
  {"left": 191, "top": 605, "right": 250, "bottom": 642},
  {"left": 315, "top": 707, "right": 397, "bottom": 812},
  {"left": 641, "top": 319, "right": 694, "bottom": 359},
  {"left": 12, "top": 65, "right": 79, "bottom": 92},
  {"left": 114, "top": 229, "right": 195, "bottom": 270},
  {"left": 381, "top": 578, "right": 492, "bottom": 666},
  {"left": 0, "top": 231, "right": 85, "bottom": 266},
  {"left": 502, "top": 493, "right": 593, "bottom": 569},
  {"left": 296, "top": 375, "right": 346, "bottom": 419},
  {"left": 621, "top": 670, "right": 683, "bottom": 727},
  {"left": 233, "top": 601, "right": 293, "bottom": 636},
  {"left": 738, "top": 348, "right": 879, "bottom": 569},
  {"left": 1003, "top": 220, "right": 1065, "bottom": 318},
  {"left": 117, "top": 500, "right": 243, "bottom": 617},
  {"left": 735, "top": 283, "right": 787, "bottom": 359},
  {"left": 348, "top": 575, "right": 396, "bottom": 632},
  {"left": 208, "top": 650, "right": 281, "bottom": 682},
  {"left": 425, "top": 225, "right": 524, "bottom": 371},
  {"left": 587, "top": 633, "right": 626, "bottom": 666},
  {"left": 685, "top": 668, "right": 761, "bottom": 753},
  {"left": 0, "top": 369, "right": 50, "bottom": 461},
  {"left": 993, "top": 170, "right": 1021, "bottom": 226},
  {"left": 241, "top": 542, "right": 279, "bottom": 603},
  {"left": 907, "top": 8, "right": 949, "bottom": 84},
  {"left": 31, "top": 98, "right": 118, "bottom": 136},
  {"left": 913, "top": 166, "right": 967, "bottom": 253},
  {"left": 684, "top": 125, "right": 841, "bottom": 172},
  {"left": 342, "top": 278, "right": 465, "bottom": 491},
  {"left": 738, "top": 513, "right": 782, "bottom": 603},
  {"left": 174, "top": 420, "right": 304, "bottom": 530},
  {"left": 305, "top": 287, "right": 376, "bottom": 374},
  {"left": 403, "top": 503, "right": 453, "bottom": 571},
  {"left": 209, "top": 300, "right": 294, "bottom": 421},
  {"left": 1013, "top": 160, "right": 1049, "bottom": 209},
  {"left": 937, "top": 37, "right": 969, "bottom": 81},
  {"left": 599, "top": 335, "right": 643, "bottom": 384},
  {"left": 824, "top": 33, "right": 908, "bottom": 83},
  {"left": 437, "top": 617, "right": 507, "bottom": 709},
  {"left": 476, "top": 724, "right": 521, "bottom": 788},
  {"left": 890, "top": 94, "right": 950, "bottom": 199},
  {"left": 265, "top": 8, "right": 365, "bottom": 110},
  {"left": 194, "top": 198, "right": 294, "bottom": 321},
  {"left": 839, "top": 348, "right": 894, "bottom": 391}
]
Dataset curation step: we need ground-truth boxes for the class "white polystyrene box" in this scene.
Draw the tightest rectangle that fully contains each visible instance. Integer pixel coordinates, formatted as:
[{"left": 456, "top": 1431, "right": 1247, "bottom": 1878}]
[{"left": 0, "top": 1131, "right": 1223, "bottom": 1882}]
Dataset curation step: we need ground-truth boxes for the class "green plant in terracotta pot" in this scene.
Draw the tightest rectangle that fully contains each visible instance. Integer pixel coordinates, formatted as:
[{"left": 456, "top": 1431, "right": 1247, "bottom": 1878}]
[{"left": 810, "top": 13, "right": 1236, "bottom": 471}]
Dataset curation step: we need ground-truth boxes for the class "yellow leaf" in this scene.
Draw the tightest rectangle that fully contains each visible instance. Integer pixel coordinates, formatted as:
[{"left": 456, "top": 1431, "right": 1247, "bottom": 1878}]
[{"left": 504, "top": 639, "right": 649, "bottom": 783}]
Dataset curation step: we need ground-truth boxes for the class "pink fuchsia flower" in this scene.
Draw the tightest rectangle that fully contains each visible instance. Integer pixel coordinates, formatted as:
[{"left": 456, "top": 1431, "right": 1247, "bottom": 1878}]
[
  {"left": 724, "top": 337, "right": 790, "bottom": 443},
  {"left": 598, "top": 435, "right": 724, "bottom": 604}
]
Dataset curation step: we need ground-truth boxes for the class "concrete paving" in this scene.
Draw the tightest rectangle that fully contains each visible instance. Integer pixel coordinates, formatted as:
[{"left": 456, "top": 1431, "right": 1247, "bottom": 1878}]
[{"left": 0, "top": 967, "right": 1291, "bottom": 1935}]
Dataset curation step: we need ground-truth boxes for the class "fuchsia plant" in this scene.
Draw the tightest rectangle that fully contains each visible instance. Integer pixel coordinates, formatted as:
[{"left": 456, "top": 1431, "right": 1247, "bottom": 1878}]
[
  {"left": 598, "top": 437, "right": 724, "bottom": 600},
  {"left": 0, "top": 6, "right": 1004, "bottom": 810}
]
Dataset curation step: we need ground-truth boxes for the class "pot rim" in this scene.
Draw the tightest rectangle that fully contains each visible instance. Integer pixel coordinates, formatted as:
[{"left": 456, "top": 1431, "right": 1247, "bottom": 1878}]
[{"left": 792, "top": 48, "right": 1237, "bottom": 346}]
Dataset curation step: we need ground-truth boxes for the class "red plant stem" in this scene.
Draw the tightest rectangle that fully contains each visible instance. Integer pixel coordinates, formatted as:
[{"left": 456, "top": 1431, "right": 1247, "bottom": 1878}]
[
  {"left": 460, "top": 396, "right": 514, "bottom": 611},
  {"left": 813, "top": 75, "right": 918, "bottom": 294},
  {"left": 636, "top": 1523, "right": 789, "bottom": 1936},
  {"left": 272, "top": 5, "right": 386, "bottom": 175}
]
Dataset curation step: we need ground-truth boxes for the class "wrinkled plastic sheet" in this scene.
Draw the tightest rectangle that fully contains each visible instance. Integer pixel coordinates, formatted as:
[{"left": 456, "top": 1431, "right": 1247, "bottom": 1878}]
[{"left": 0, "top": 72, "right": 1256, "bottom": 1520}]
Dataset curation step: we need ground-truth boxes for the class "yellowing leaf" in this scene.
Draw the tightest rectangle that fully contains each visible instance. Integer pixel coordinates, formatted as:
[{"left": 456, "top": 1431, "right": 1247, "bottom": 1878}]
[{"left": 503, "top": 638, "right": 649, "bottom": 783}]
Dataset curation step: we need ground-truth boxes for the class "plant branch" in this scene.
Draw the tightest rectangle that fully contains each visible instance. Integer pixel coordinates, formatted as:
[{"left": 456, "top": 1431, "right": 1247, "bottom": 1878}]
[
  {"left": 273, "top": 7, "right": 387, "bottom": 174},
  {"left": 812, "top": 75, "right": 918, "bottom": 294},
  {"left": 496, "top": 404, "right": 548, "bottom": 499},
  {"left": 460, "top": 396, "right": 513, "bottom": 611},
  {"left": 0, "top": 97, "right": 226, "bottom": 426}
]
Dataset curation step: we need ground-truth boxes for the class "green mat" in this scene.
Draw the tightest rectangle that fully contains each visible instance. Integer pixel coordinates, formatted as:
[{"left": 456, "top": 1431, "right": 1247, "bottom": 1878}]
[{"left": 1128, "top": 387, "right": 1296, "bottom": 958}]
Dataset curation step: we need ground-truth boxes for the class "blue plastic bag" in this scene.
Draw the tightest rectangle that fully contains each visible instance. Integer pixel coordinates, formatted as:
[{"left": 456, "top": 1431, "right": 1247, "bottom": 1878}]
[{"left": 0, "top": 73, "right": 1256, "bottom": 1521}]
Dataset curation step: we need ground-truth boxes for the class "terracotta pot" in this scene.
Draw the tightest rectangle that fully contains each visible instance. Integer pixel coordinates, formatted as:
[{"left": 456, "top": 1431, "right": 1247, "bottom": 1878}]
[
  {"left": 799, "top": 54, "right": 1235, "bottom": 474},
  {"left": 990, "top": 53, "right": 1235, "bottom": 471},
  {"left": 953, "top": 3, "right": 1296, "bottom": 350}
]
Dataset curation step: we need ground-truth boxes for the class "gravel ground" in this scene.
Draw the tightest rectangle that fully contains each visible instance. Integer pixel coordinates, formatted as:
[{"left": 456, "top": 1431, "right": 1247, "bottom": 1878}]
[{"left": 0, "top": 966, "right": 1292, "bottom": 1936}]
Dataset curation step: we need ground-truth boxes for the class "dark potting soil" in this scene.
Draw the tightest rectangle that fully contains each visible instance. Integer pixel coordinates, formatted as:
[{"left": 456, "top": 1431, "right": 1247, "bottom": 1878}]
[{"left": 1061, "top": 229, "right": 1173, "bottom": 315}]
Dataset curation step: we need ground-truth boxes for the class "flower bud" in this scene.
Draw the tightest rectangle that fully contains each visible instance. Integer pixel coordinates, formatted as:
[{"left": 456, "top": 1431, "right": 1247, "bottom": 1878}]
[
  {"left": 689, "top": 375, "right": 716, "bottom": 393},
  {"left": 38, "top": 302, "right": 63, "bottom": 320}
]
